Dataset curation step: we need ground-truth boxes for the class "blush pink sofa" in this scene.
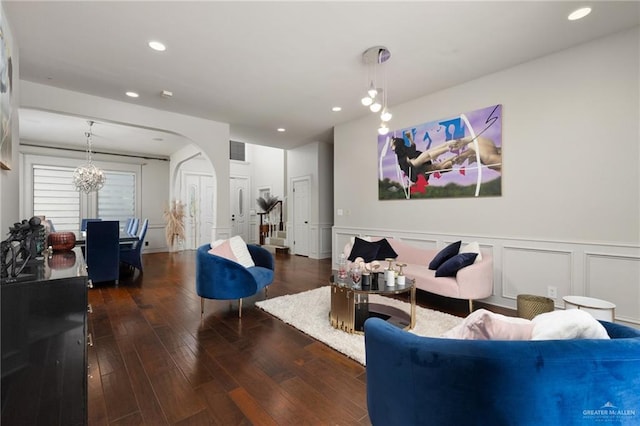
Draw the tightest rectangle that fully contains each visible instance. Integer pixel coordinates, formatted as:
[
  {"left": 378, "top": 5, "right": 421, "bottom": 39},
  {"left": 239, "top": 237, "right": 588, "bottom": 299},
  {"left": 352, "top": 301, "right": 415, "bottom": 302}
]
[{"left": 345, "top": 238, "right": 493, "bottom": 311}]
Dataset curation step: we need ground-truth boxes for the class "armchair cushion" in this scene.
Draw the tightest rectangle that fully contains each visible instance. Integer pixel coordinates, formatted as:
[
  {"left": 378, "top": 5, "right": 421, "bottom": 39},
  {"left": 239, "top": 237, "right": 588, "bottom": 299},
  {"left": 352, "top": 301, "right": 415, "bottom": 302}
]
[
  {"left": 372, "top": 238, "right": 398, "bottom": 260},
  {"left": 347, "top": 237, "right": 380, "bottom": 263},
  {"left": 435, "top": 252, "right": 477, "bottom": 277},
  {"left": 459, "top": 241, "right": 483, "bottom": 263},
  {"left": 428, "top": 240, "right": 461, "bottom": 270},
  {"left": 210, "top": 235, "right": 254, "bottom": 268}
]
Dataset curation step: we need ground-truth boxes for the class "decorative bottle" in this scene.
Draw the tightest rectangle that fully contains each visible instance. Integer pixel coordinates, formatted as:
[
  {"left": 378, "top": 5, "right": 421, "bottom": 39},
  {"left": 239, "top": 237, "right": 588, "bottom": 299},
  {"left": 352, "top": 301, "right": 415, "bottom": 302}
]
[{"left": 337, "top": 253, "right": 347, "bottom": 285}]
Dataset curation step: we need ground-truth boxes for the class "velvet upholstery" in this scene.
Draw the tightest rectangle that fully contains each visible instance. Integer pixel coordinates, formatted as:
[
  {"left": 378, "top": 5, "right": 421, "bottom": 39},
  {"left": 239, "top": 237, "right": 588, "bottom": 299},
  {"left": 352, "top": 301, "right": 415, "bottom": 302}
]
[
  {"left": 86, "top": 220, "right": 119, "bottom": 284},
  {"left": 120, "top": 219, "right": 148, "bottom": 272},
  {"left": 364, "top": 317, "right": 640, "bottom": 426},
  {"left": 129, "top": 218, "right": 139, "bottom": 235},
  {"left": 196, "top": 244, "right": 274, "bottom": 314},
  {"left": 80, "top": 218, "right": 102, "bottom": 232}
]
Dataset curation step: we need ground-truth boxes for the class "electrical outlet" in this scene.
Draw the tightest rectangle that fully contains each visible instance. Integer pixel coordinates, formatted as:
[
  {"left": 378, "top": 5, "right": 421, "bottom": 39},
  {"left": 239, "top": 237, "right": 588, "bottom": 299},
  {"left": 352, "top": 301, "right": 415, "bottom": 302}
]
[
  {"left": 145, "top": 241, "right": 149, "bottom": 246},
  {"left": 547, "top": 286, "right": 557, "bottom": 298}
]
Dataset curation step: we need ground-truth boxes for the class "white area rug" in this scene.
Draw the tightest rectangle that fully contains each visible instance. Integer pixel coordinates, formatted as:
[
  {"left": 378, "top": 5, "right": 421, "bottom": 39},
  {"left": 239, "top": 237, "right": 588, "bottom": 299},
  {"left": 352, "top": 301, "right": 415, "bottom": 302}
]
[{"left": 255, "top": 286, "right": 462, "bottom": 365}]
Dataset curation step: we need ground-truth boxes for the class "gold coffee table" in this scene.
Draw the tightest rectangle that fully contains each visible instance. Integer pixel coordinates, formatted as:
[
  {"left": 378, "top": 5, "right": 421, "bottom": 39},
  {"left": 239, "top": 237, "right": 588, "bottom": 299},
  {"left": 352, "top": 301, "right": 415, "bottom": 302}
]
[{"left": 329, "top": 273, "right": 415, "bottom": 334}]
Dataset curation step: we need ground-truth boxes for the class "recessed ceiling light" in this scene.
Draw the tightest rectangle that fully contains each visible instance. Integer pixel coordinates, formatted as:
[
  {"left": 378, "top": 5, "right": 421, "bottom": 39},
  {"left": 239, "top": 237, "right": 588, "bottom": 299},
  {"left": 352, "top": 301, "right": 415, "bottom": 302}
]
[
  {"left": 148, "top": 41, "right": 166, "bottom": 51},
  {"left": 332, "top": 106, "right": 342, "bottom": 112},
  {"left": 277, "top": 128, "right": 286, "bottom": 132},
  {"left": 125, "top": 91, "right": 139, "bottom": 98},
  {"left": 568, "top": 7, "right": 591, "bottom": 21}
]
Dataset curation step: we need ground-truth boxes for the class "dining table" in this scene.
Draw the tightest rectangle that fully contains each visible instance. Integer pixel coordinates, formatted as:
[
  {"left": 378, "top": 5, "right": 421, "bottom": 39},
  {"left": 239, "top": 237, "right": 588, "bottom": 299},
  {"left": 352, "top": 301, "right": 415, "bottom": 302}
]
[{"left": 74, "top": 231, "right": 139, "bottom": 247}]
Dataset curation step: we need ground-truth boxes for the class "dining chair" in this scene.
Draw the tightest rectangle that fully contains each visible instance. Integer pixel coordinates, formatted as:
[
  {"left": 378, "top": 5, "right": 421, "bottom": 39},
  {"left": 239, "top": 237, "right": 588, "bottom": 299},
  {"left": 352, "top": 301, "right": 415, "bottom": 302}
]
[
  {"left": 124, "top": 218, "right": 133, "bottom": 234},
  {"left": 81, "top": 218, "right": 102, "bottom": 232},
  {"left": 128, "top": 218, "right": 140, "bottom": 236},
  {"left": 120, "top": 219, "right": 148, "bottom": 272},
  {"left": 86, "top": 220, "right": 120, "bottom": 285}
]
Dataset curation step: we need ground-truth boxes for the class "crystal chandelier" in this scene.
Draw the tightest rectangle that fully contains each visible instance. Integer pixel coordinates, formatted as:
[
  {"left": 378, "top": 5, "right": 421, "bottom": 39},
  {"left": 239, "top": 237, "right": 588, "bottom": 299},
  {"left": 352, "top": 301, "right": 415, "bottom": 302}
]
[
  {"left": 73, "top": 120, "right": 106, "bottom": 193},
  {"left": 361, "top": 46, "right": 392, "bottom": 135}
]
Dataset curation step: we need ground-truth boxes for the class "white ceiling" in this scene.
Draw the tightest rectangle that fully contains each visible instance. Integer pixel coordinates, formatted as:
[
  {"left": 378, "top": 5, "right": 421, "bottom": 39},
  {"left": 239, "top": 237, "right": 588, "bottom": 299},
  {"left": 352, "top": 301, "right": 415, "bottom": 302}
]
[{"left": 5, "top": 1, "right": 639, "bottom": 156}]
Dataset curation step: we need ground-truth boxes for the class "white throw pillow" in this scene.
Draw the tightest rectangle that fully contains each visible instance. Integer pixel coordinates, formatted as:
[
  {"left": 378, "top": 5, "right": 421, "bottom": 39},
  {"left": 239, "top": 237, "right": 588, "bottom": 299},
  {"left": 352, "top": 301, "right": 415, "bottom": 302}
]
[
  {"left": 531, "top": 309, "right": 610, "bottom": 340},
  {"left": 228, "top": 236, "right": 255, "bottom": 268},
  {"left": 210, "top": 236, "right": 255, "bottom": 268},
  {"left": 459, "top": 241, "right": 483, "bottom": 263}
]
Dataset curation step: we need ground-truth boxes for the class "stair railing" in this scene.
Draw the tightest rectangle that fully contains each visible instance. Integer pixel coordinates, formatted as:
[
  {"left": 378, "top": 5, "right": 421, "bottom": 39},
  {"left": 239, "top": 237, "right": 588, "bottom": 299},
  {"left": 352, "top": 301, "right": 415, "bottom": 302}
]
[{"left": 258, "top": 200, "right": 283, "bottom": 245}]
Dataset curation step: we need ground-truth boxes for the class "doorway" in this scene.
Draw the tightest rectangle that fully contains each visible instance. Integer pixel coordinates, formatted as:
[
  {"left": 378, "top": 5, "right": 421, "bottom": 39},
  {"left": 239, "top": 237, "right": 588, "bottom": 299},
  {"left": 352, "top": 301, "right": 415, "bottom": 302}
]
[
  {"left": 291, "top": 176, "right": 310, "bottom": 256},
  {"left": 182, "top": 172, "right": 215, "bottom": 249},
  {"left": 230, "top": 176, "right": 250, "bottom": 242}
]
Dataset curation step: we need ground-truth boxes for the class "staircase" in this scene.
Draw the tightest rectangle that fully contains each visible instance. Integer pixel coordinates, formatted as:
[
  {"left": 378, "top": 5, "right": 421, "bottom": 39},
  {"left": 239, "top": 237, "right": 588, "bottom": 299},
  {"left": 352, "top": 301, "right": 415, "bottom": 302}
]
[
  {"left": 258, "top": 200, "right": 289, "bottom": 255},
  {"left": 262, "top": 230, "right": 289, "bottom": 256}
]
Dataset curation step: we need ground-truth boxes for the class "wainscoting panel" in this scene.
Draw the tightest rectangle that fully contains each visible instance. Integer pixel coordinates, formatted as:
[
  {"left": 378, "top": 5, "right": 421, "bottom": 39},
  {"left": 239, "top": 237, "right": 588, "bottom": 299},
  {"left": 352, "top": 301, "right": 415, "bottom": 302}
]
[
  {"left": 307, "top": 223, "right": 333, "bottom": 259},
  {"left": 502, "top": 246, "right": 573, "bottom": 308},
  {"left": 585, "top": 252, "right": 640, "bottom": 324},
  {"left": 332, "top": 226, "right": 640, "bottom": 325}
]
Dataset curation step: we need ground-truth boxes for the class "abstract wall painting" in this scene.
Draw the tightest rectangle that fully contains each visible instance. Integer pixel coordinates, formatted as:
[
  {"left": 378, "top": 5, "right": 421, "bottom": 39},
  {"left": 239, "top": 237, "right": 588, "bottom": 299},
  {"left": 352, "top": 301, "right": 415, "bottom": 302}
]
[{"left": 378, "top": 104, "right": 502, "bottom": 200}]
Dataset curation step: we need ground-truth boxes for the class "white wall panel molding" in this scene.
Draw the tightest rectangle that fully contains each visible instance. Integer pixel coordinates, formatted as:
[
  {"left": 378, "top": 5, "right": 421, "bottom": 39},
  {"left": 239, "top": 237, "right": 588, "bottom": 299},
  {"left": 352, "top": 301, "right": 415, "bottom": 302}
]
[
  {"left": 501, "top": 245, "right": 574, "bottom": 308},
  {"left": 584, "top": 251, "right": 640, "bottom": 324},
  {"left": 333, "top": 226, "right": 639, "bottom": 323}
]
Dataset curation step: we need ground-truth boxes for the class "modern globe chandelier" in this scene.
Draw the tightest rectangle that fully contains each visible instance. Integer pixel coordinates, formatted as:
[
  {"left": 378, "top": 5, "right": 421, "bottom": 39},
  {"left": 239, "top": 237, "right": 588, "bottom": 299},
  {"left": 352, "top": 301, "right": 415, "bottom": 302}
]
[
  {"left": 361, "top": 46, "right": 392, "bottom": 135},
  {"left": 73, "top": 120, "right": 106, "bottom": 193}
]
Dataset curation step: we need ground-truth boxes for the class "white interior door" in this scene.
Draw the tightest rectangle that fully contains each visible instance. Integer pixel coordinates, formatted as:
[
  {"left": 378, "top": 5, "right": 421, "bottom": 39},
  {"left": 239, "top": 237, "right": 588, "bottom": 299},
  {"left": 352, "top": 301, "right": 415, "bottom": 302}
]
[
  {"left": 292, "top": 177, "right": 310, "bottom": 256},
  {"left": 182, "top": 172, "right": 215, "bottom": 250},
  {"left": 230, "top": 176, "right": 249, "bottom": 241},
  {"left": 200, "top": 176, "right": 215, "bottom": 245},
  {"left": 183, "top": 174, "right": 199, "bottom": 250}
]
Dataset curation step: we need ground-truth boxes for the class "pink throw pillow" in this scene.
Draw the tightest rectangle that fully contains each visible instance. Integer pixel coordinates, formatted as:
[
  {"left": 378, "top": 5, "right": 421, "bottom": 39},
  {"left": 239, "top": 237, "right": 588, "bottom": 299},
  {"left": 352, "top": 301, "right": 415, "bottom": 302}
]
[
  {"left": 208, "top": 239, "right": 238, "bottom": 263},
  {"left": 443, "top": 309, "right": 534, "bottom": 340}
]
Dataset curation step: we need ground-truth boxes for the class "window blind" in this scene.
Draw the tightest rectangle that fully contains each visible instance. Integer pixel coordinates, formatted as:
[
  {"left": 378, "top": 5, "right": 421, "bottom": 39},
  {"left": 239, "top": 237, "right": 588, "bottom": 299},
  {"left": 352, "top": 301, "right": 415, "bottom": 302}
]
[
  {"left": 97, "top": 171, "right": 136, "bottom": 231},
  {"left": 33, "top": 165, "right": 80, "bottom": 232}
]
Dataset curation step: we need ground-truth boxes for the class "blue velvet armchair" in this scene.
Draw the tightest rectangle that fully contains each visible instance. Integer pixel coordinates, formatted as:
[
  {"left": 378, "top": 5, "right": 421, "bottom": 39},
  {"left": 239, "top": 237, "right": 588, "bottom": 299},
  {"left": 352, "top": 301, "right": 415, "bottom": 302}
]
[
  {"left": 196, "top": 243, "right": 274, "bottom": 318},
  {"left": 364, "top": 317, "right": 640, "bottom": 426}
]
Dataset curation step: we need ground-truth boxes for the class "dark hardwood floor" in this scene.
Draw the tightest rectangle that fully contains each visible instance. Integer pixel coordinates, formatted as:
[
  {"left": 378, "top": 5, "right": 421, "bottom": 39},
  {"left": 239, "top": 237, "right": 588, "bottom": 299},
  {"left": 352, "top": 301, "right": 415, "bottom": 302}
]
[{"left": 88, "top": 250, "right": 511, "bottom": 425}]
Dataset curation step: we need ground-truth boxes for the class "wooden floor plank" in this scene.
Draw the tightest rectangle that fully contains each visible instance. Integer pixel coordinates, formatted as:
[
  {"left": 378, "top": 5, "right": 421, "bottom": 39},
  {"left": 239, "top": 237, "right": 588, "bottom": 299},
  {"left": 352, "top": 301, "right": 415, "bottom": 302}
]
[
  {"left": 148, "top": 368, "right": 207, "bottom": 424},
  {"left": 227, "top": 387, "right": 280, "bottom": 426}
]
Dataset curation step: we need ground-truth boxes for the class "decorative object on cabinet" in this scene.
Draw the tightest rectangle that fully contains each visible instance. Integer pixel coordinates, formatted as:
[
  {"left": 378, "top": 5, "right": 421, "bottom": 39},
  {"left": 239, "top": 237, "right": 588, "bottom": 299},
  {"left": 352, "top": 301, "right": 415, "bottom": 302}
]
[
  {"left": 48, "top": 231, "right": 77, "bottom": 252},
  {"left": 1, "top": 217, "right": 45, "bottom": 279}
]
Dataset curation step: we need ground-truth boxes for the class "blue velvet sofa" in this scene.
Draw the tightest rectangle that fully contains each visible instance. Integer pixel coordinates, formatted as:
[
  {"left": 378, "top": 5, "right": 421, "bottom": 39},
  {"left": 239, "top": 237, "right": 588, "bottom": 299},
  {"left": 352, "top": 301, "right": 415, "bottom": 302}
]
[
  {"left": 364, "top": 317, "right": 640, "bottom": 426},
  {"left": 196, "top": 243, "right": 274, "bottom": 317}
]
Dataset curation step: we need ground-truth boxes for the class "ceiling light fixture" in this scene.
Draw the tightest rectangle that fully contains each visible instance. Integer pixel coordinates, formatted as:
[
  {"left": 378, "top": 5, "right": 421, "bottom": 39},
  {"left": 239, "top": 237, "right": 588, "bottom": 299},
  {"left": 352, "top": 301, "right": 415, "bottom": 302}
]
[
  {"left": 332, "top": 106, "right": 342, "bottom": 112},
  {"left": 568, "top": 7, "right": 591, "bottom": 21},
  {"left": 148, "top": 40, "right": 166, "bottom": 51},
  {"left": 277, "top": 128, "right": 286, "bottom": 132},
  {"left": 361, "top": 46, "right": 392, "bottom": 135},
  {"left": 73, "top": 120, "right": 106, "bottom": 193},
  {"left": 125, "top": 91, "right": 139, "bottom": 98}
]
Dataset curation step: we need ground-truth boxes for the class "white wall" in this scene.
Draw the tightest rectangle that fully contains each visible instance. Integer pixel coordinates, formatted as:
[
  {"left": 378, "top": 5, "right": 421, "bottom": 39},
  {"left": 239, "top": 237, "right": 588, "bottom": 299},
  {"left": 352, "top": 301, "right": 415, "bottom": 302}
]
[
  {"left": 334, "top": 28, "right": 640, "bottom": 323},
  {"left": 0, "top": 3, "right": 19, "bottom": 234},
  {"left": 288, "top": 141, "right": 333, "bottom": 258}
]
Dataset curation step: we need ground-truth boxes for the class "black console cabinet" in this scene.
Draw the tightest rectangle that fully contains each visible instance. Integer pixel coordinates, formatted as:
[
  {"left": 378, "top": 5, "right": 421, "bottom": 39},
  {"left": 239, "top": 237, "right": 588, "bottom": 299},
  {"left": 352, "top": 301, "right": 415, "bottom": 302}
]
[{"left": 1, "top": 248, "right": 88, "bottom": 425}]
